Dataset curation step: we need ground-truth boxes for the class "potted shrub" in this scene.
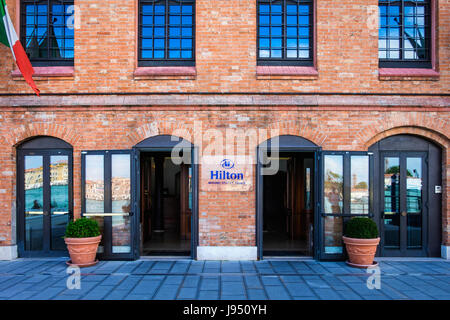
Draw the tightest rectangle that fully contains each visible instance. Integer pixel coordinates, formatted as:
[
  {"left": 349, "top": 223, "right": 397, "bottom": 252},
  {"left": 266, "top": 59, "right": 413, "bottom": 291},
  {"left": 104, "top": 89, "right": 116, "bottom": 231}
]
[
  {"left": 342, "top": 217, "right": 380, "bottom": 268},
  {"left": 64, "top": 217, "right": 102, "bottom": 267}
]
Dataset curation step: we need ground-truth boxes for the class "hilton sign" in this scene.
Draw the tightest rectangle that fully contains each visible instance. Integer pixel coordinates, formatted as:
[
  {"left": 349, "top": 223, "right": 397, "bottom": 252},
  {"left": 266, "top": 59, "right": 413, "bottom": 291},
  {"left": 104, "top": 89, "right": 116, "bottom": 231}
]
[{"left": 201, "top": 156, "right": 253, "bottom": 192}]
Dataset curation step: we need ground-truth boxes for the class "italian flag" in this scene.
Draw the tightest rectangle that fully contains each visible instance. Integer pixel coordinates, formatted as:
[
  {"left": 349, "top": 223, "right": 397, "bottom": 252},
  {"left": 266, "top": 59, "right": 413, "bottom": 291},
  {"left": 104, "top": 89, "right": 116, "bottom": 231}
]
[{"left": 0, "top": 0, "right": 39, "bottom": 96}]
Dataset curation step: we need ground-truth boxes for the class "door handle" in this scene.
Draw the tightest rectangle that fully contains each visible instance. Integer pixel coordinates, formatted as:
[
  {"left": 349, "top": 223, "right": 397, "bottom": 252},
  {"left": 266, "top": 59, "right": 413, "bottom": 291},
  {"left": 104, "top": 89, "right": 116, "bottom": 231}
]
[{"left": 401, "top": 211, "right": 407, "bottom": 217}]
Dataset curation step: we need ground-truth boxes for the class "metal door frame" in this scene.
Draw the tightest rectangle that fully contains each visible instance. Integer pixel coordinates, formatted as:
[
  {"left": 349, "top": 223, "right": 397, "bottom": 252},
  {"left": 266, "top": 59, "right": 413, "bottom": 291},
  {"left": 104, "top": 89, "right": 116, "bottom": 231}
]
[
  {"left": 379, "top": 151, "right": 429, "bottom": 257},
  {"left": 17, "top": 149, "right": 73, "bottom": 257},
  {"left": 256, "top": 143, "right": 321, "bottom": 260},
  {"left": 132, "top": 145, "right": 199, "bottom": 260}
]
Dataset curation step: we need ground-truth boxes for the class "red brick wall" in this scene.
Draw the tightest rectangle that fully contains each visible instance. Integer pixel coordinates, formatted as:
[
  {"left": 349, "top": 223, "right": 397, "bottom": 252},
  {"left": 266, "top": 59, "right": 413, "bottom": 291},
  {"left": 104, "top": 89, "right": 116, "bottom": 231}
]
[
  {"left": 0, "top": 0, "right": 448, "bottom": 94},
  {"left": 0, "top": 0, "right": 448, "bottom": 252},
  {"left": 0, "top": 108, "right": 448, "bottom": 247}
]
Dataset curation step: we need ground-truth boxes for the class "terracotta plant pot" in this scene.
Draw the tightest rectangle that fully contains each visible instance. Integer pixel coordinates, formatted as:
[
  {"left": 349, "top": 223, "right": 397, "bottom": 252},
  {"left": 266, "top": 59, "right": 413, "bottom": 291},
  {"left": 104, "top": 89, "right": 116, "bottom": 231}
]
[
  {"left": 342, "top": 236, "right": 380, "bottom": 268},
  {"left": 65, "top": 235, "right": 101, "bottom": 267}
]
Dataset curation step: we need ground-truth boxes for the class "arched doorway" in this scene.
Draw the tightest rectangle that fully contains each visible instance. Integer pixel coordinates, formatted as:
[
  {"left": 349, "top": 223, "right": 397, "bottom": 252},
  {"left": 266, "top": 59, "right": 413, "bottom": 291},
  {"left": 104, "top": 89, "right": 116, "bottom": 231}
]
[
  {"left": 369, "top": 134, "right": 442, "bottom": 257},
  {"left": 134, "top": 135, "right": 198, "bottom": 258},
  {"left": 17, "top": 136, "right": 73, "bottom": 257},
  {"left": 256, "top": 135, "right": 320, "bottom": 259}
]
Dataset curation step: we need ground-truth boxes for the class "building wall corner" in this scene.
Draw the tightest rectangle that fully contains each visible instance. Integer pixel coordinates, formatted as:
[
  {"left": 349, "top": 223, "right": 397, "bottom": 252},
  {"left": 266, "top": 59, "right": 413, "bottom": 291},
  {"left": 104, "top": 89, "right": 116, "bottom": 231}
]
[
  {"left": 441, "top": 245, "right": 450, "bottom": 260},
  {"left": 0, "top": 245, "right": 18, "bottom": 261}
]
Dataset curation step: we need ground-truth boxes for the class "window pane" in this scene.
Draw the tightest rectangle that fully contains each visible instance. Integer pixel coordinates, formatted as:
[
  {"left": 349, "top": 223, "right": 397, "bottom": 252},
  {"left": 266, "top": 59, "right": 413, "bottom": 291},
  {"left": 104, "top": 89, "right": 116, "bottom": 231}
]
[
  {"left": 324, "top": 217, "right": 343, "bottom": 254},
  {"left": 257, "top": 1, "right": 312, "bottom": 62},
  {"left": 169, "top": 50, "right": 181, "bottom": 58},
  {"left": 351, "top": 156, "right": 369, "bottom": 214},
  {"left": 383, "top": 157, "right": 400, "bottom": 249},
  {"left": 287, "top": 50, "right": 297, "bottom": 58},
  {"left": 324, "top": 155, "right": 343, "bottom": 214},
  {"left": 24, "top": 4, "right": 48, "bottom": 59},
  {"left": 23, "top": 2, "right": 74, "bottom": 63},
  {"left": 378, "top": 1, "right": 430, "bottom": 62},
  {"left": 181, "top": 50, "right": 192, "bottom": 58},
  {"left": 112, "top": 154, "right": 131, "bottom": 254},
  {"left": 304, "top": 158, "right": 313, "bottom": 211},
  {"left": 85, "top": 155, "right": 104, "bottom": 252},
  {"left": 50, "top": 155, "right": 70, "bottom": 251},
  {"left": 140, "top": 1, "right": 194, "bottom": 62},
  {"left": 85, "top": 155, "right": 104, "bottom": 213},
  {"left": 406, "top": 157, "right": 422, "bottom": 249},
  {"left": 25, "top": 156, "right": 44, "bottom": 251}
]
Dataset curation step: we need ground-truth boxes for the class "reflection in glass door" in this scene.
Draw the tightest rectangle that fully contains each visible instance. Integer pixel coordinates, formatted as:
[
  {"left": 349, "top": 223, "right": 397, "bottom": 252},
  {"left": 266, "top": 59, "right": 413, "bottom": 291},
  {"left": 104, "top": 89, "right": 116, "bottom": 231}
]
[
  {"left": 19, "top": 150, "right": 72, "bottom": 256},
  {"left": 50, "top": 155, "right": 70, "bottom": 250},
  {"left": 81, "top": 150, "right": 135, "bottom": 260},
  {"left": 24, "top": 156, "right": 44, "bottom": 251},
  {"left": 381, "top": 153, "right": 427, "bottom": 256}
]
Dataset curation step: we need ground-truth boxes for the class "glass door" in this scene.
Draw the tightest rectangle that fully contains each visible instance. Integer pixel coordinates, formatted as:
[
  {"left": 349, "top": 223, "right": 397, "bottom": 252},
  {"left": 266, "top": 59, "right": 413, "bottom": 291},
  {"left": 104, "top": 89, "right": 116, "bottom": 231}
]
[
  {"left": 381, "top": 152, "right": 428, "bottom": 256},
  {"left": 81, "top": 150, "right": 137, "bottom": 260},
  {"left": 18, "top": 150, "right": 72, "bottom": 257},
  {"left": 318, "top": 151, "right": 373, "bottom": 260}
]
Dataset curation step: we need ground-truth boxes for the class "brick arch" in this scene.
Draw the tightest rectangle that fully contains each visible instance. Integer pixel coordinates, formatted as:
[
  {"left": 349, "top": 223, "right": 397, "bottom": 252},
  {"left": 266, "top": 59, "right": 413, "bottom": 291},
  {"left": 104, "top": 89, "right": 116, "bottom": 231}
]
[
  {"left": 262, "top": 120, "right": 327, "bottom": 146},
  {"left": 3, "top": 123, "right": 81, "bottom": 149},
  {"left": 364, "top": 126, "right": 450, "bottom": 150},
  {"left": 357, "top": 112, "right": 449, "bottom": 150},
  {"left": 127, "top": 120, "right": 195, "bottom": 147},
  {"left": 361, "top": 124, "right": 449, "bottom": 249}
]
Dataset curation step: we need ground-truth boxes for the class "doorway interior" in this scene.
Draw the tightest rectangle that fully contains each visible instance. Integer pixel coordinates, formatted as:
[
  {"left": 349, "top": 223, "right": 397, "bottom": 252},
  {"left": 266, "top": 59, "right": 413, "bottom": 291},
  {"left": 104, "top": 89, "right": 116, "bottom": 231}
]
[
  {"left": 262, "top": 152, "right": 315, "bottom": 256},
  {"left": 140, "top": 152, "right": 192, "bottom": 256}
]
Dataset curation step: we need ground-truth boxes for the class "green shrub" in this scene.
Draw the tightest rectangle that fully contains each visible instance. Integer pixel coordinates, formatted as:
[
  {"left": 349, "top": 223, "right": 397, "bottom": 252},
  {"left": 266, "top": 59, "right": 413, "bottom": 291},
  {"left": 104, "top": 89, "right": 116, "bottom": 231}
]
[
  {"left": 344, "top": 217, "right": 379, "bottom": 239},
  {"left": 65, "top": 217, "right": 100, "bottom": 238}
]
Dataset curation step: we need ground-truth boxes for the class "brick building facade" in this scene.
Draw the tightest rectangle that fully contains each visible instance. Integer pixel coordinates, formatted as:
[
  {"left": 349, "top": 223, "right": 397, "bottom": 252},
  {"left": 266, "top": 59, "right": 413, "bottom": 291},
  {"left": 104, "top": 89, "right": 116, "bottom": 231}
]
[{"left": 0, "top": 0, "right": 448, "bottom": 260}]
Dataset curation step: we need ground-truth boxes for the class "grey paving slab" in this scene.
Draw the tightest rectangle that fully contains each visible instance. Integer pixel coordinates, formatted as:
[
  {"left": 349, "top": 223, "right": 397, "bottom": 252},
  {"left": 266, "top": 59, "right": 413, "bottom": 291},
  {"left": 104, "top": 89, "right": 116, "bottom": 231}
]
[
  {"left": 103, "top": 289, "right": 131, "bottom": 300},
  {"left": 247, "top": 289, "right": 267, "bottom": 300},
  {"left": 221, "top": 275, "right": 243, "bottom": 282},
  {"left": 164, "top": 275, "right": 184, "bottom": 285},
  {"left": 198, "top": 290, "right": 219, "bottom": 300},
  {"left": 153, "top": 284, "right": 181, "bottom": 300},
  {"left": 221, "top": 295, "right": 247, "bottom": 300},
  {"left": 178, "top": 287, "right": 198, "bottom": 299},
  {"left": 81, "top": 285, "right": 115, "bottom": 300},
  {"left": 313, "top": 288, "right": 343, "bottom": 300},
  {"left": 284, "top": 282, "right": 316, "bottom": 297},
  {"left": 244, "top": 275, "right": 263, "bottom": 289},
  {"left": 264, "top": 285, "right": 291, "bottom": 300},
  {"left": 0, "top": 258, "right": 448, "bottom": 300},
  {"left": 200, "top": 278, "right": 220, "bottom": 291},
  {"left": 221, "top": 262, "right": 241, "bottom": 273},
  {"left": 170, "top": 261, "right": 191, "bottom": 273},
  {"left": 183, "top": 275, "right": 201, "bottom": 288},
  {"left": 221, "top": 282, "right": 246, "bottom": 296},
  {"left": 29, "top": 287, "right": 66, "bottom": 300},
  {"left": 133, "top": 261, "right": 155, "bottom": 274}
]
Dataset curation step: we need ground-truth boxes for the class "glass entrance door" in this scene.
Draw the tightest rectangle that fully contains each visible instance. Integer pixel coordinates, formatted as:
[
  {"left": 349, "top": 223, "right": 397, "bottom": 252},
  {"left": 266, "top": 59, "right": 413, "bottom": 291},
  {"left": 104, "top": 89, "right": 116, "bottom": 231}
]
[
  {"left": 81, "top": 150, "right": 137, "bottom": 260},
  {"left": 381, "top": 152, "right": 428, "bottom": 256},
  {"left": 18, "top": 150, "right": 72, "bottom": 256}
]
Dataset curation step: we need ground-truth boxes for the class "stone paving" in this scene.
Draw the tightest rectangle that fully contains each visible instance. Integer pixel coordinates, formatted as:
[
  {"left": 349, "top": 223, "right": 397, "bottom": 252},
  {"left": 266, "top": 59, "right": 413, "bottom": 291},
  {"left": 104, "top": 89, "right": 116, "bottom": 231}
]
[{"left": 0, "top": 258, "right": 449, "bottom": 300}]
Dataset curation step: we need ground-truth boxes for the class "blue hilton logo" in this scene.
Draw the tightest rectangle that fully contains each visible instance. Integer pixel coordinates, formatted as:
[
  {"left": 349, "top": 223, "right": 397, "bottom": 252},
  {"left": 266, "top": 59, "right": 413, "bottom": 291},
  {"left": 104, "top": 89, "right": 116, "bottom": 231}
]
[
  {"left": 220, "top": 159, "right": 235, "bottom": 169},
  {"left": 210, "top": 159, "right": 243, "bottom": 180}
]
